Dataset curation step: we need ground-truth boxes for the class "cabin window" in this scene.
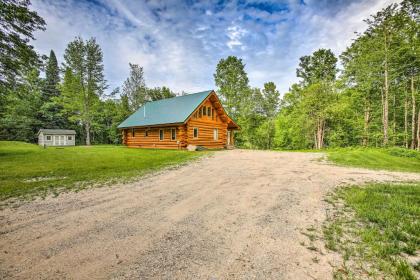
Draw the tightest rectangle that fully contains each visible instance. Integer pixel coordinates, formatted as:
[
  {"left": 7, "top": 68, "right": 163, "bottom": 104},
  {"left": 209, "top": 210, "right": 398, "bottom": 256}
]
[
  {"left": 171, "top": 128, "right": 176, "bottom": 140},
  {"left": 144, "top": 130, "right": 149, "bottom": 137},
  {"left": 213, "top": 128, "right": 218, "bottom": 140},
  {"left": 193, "top": 128, "right": 198, "bottom": 138},
  {"left": 202, "top": 106, "right": 206, "bottom": 116},
  {"left": 194, "top": 112, "right": 197, "bottom": 118},
  {"left": 159, "top": 129, "right": 164, "bottom": 140},
  {"left": 131, "top": 128, "right": 135, "bottom": 137},
  {"left": 68, "top": 136, "right": 72, "bottom": 140},
  {"left": 46, "top": 135, "right": 51, "bottom": 141},
  {"left": 207, "top": 107, "right": 211, "bottom": 116},
  {"left": 199, "top": 108, "right": 202, "bottom": 118},
  {"left": 212, "top": 109, "right": 214, "bottom": 120}
]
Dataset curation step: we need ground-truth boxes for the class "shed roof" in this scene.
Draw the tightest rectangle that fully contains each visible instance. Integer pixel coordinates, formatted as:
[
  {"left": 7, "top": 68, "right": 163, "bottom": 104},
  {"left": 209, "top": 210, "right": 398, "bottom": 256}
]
[
  {"left": 117, "top": 90, "right": 213, "bottom": 128},
  {"left": 38, "top": 129, "right": 76, "bottom": 135}
]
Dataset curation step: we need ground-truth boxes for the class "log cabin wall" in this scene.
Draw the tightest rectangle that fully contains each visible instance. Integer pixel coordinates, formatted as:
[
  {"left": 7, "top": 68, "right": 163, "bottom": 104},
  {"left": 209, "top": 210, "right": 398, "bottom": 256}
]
[
  {"left": 124, "top": 125, "right": 186, "bottom": 149},
  {"left": 185, "top": 99, "right": 228, "bottom": 149}
]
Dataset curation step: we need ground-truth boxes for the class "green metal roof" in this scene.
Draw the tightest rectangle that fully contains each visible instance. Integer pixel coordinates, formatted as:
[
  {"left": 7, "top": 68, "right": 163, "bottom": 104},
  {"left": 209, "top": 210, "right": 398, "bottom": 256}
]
[{"left": 117, "top": 90, "right": 213, "bottom": 128}]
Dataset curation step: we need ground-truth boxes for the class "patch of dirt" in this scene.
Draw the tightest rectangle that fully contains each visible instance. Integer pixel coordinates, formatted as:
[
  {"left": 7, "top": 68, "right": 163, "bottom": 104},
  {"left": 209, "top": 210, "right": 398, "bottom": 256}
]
[{"left": 1, "top": 150, "right": 419, "bottom": 279}]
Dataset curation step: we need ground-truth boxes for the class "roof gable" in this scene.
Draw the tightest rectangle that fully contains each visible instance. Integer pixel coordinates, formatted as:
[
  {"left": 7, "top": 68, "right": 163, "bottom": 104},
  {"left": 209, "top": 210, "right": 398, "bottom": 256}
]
[{"left": 118, "top": 90, "right": 213, "bottom": 128}]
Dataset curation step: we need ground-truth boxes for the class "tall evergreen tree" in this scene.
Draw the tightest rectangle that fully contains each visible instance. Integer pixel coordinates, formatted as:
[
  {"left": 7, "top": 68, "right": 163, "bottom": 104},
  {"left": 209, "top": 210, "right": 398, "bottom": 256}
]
[
  {"left": 43, "top": 50, "right": 60, "bottom": 100},
  {"left": 38, "top": 50, "right": 68, "bottom": 129}
]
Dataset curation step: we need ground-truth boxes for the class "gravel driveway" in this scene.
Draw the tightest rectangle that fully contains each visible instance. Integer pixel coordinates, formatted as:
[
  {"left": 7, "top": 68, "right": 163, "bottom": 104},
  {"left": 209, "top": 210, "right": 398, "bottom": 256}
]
[{"left": 1, "top": 150, "right": 419, "bottom": 279}]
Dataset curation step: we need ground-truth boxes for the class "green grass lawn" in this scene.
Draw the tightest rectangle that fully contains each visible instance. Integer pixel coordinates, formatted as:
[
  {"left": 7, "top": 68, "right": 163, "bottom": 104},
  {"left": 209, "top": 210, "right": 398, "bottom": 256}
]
[
  {"left": 327, "top": 147, "right": 420, "bottom": 173},
  {"left": 0, "top": 141, "right": 204, "bottom": 201},
  {"left": 323, "top": 183, "right": 420, "bottom": 279}
]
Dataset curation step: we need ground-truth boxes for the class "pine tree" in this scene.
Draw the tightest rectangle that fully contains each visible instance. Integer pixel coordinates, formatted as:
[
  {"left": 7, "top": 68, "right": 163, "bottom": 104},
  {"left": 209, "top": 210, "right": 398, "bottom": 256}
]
[
  {"left": 43, "top": 50, "right": 60, "bottom": 100},
  {"left": 39, "top": 50, "right": 68, "bottom": 129}
]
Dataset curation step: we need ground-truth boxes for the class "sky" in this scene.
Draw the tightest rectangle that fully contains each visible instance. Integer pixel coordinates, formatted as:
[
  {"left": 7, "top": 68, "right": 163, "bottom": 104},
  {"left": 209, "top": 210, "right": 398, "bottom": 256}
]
[{"left": 31, "top": 0, "right": 398, "bottom": 95}]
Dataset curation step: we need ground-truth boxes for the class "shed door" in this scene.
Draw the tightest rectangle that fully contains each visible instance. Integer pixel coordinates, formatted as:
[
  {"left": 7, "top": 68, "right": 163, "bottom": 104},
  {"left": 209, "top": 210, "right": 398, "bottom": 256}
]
[{"left": 227, "top": 131, "right": 231, "bottom": 145}]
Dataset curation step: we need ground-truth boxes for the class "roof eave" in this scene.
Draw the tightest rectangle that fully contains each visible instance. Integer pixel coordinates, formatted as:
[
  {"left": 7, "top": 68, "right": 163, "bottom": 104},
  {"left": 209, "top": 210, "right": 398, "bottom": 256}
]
[{"left": 118, "top": 122, "right": 185, "bottom": 129}]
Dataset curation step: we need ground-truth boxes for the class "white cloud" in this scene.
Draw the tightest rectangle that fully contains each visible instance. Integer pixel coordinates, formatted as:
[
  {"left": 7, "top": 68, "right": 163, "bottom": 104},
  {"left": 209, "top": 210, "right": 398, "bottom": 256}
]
[
  {"left": 30, "top": 0, "right": 400, "bottom": 96},
  {"left": 226, "top": 25, "right": 247, "bottom": 49}
]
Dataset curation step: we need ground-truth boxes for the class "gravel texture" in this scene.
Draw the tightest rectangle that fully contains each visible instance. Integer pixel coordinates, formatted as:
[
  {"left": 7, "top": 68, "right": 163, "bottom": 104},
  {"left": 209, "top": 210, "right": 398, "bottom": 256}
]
[{"left": 1, "top": 150, "right": 419, "bottom": 279}]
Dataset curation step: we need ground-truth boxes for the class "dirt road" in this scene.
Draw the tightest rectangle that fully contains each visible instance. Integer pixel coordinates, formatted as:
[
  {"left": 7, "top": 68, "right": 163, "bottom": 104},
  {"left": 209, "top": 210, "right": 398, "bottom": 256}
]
[{"left": 1, "top": 150, "right": 419, "bottom": 279}]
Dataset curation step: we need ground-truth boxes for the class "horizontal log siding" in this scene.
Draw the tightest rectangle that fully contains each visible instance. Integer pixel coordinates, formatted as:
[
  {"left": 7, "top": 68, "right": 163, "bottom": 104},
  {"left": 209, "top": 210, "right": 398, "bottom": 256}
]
[
  {"left": 124, "top": 126, "right": 185, "bottom": 149},
  {"left": 186, "top": 99, "right": 228, "bottom": 148}
]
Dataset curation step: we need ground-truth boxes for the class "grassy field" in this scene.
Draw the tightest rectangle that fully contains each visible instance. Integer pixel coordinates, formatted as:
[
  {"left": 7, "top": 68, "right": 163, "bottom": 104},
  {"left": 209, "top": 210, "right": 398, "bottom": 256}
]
[
  {"left": 0, "top": 141, "right": 203, "bottom": 201},
  {"left": 327, "top": 147, "right": 420, "bottom": 173},
  {"left": 323, "top": 183, "right": 420, "bottom": 279}
]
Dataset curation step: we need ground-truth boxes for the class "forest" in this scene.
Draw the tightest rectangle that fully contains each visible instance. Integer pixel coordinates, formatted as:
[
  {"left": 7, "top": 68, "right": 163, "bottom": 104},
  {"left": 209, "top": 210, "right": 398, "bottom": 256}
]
[{"left": 0, "top": 0, "right": 418, "bottom": 150}]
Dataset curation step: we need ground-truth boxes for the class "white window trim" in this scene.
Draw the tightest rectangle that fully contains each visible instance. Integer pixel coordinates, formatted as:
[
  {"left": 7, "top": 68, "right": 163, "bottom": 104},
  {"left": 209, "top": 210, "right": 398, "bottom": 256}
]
[
  {"left": 213, "top": 128, "right": 218, "bottom": 141},
  {"left": 193, "top": 127, "right": 199, "bottom": 139},
  {"left": 159, "top": 129, "right": 164, "bottom": 141},
  {"left": 46, "top": 135, "right": 51, "bottom": 141},
  {"left": 171, "top": 128, "right": 176, "bottom": 140}
]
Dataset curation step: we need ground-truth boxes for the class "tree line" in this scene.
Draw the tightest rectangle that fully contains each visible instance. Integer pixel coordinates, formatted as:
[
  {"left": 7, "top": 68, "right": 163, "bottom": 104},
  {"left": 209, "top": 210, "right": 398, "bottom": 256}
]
[
  {"left": 0, "top": 0, "right": 418, "bottom": 150},
  {"left": 0, "top": 1, "right": 175, "bottom": 145},
  {"left": 215, "top": 0, "right": 419, "bottom": 150}
]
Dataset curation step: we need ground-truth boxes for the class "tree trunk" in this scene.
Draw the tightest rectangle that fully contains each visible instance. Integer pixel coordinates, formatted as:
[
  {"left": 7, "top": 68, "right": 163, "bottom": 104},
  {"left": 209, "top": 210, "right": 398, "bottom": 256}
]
[
  {"left": 404, "top": 90, "right": 409, "bottom": 148},
  {"left": 316, "top": 118, "right": 324, "bottom": 150},
  {"left": 363, "top": 102, "right": 370, "bottom": 147},
  {"left": 392, "top": 90, "right": 396, "bottom": 144},
  {"left": 417, "top": 110, "right": 420, "bottom": 151},
  {"left": 383, "top": 32, "right": 389, "bottom": 146},
  {"left": 85, "top": 121, "right": 91, "bottom": 146},
  {"left": 320, "top": 119, "right": 325, "bottom": 149},
  {"left": 383, "top": 69, "right": 389, "bottom": 146},
  {"left": 411, "top": 76, "right": 416, "bottom": 149}
]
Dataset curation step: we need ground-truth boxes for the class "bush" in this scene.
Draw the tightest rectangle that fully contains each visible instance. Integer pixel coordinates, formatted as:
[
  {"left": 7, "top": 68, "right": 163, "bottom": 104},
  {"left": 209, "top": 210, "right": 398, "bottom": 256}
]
[{"left": 387, "top": 147, "right": 419, "bottom": 158}]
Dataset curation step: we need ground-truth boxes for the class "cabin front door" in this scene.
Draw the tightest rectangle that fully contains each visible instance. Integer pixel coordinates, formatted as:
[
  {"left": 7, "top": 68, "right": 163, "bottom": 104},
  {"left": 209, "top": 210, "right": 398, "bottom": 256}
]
[
  {"left": 54, "top": 135, "right": 59, "bottom": 145},
  {"left": 227, "top": 130, "right": 231, "bottom": 145}
]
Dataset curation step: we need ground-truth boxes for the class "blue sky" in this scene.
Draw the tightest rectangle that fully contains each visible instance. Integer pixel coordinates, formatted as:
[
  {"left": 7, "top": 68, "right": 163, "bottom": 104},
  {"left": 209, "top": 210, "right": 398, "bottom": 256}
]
[{"left": 31, "top": 0, "right": 397, "bottom": 95}]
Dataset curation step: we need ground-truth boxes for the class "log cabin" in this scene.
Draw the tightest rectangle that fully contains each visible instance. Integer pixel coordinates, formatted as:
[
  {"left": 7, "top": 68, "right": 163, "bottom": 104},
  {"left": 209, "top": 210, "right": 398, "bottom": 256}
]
[{"left": 117, "top": 90, "right": 239, "bottom": 149}]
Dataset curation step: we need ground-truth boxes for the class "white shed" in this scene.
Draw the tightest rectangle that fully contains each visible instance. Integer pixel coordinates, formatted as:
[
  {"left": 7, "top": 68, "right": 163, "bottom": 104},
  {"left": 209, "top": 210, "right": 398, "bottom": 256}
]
[{"left": 37, "top": 129, "right": 76, "bottom": 147}]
